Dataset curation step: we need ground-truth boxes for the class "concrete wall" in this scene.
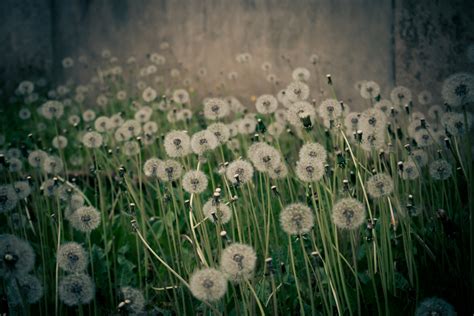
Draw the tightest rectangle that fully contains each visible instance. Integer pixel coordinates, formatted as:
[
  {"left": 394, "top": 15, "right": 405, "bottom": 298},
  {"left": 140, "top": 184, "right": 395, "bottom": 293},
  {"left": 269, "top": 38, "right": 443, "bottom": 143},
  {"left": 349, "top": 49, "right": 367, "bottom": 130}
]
[{"left": 1, "top": 0, "right": 472, "bottom": 108}]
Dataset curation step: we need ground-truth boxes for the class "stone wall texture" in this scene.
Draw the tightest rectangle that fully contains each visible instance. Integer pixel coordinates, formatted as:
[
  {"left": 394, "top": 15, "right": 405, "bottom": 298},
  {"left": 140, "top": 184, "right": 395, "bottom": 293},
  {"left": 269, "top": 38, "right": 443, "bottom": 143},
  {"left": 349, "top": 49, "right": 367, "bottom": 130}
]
[{"left": 1, "top": 0, "right": 473, "bottom": 108}]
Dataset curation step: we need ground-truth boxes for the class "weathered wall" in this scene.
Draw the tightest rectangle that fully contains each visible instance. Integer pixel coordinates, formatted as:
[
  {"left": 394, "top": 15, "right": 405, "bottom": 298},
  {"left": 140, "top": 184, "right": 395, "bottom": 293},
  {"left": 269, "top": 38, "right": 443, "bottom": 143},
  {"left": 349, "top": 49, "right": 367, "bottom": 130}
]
[
  {"left": 0, "top": 0, "right": 52, "bottom": 88},
  {"left": 1, "top": 0, "right": 472, "bottom": 108},
  {"left": 394, "top": 0, "right": 474, "bottom": 104}
]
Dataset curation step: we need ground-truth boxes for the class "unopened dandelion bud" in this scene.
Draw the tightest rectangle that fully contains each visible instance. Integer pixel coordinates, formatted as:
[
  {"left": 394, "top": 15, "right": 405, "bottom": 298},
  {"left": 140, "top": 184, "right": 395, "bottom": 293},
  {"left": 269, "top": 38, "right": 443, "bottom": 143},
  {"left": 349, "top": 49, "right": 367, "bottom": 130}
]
[
  {"left": 119, "top": 166, "right": 126, "bottom": 177},
  {"left": 326, "top": 74, "right": 332, "bottom": 85},
  {"left": 444, "top": 137, "right": 452, "bottom": 150},
  {"left": 271, "top": 185, "right": 280, "bottom": 196},
  {"left": 379, "top": 149, "right": 385, "bottom": 160},
  {"left": 211, "top": 211, "right": 219, "bottom": 222},
  {"left": 220, "top": 230, "right": 230, "bottom": 243},
  {"left": 0, "top": 154, "right": 5, "bottom": 166},
  {"left": 300, "top": 115, "right": 313, "bottom": 129},
  {"left": 350, "top": 171, "right": 356, "bottom": 184},
  {"left": 404, "top": 103, "right": 410, "bottom": 114},
  {"left": 286, "top": 128, "right": 293, "bottom": 135},
  {"left": 265, "top": 257, "right": 274, "bottom": 275},
  {"left": 404, "top": 143, "right": 411, "bottom": 153},
  {"left": 280, "top": 262, "right": 286, "bottom": 274},
  {"left": 437, "top": 150, "right": 443, "bottom": 159},
  {"left": 398, "top": 161, "right": 404, "bottom": 172},
  {"left": 356, "top": 130, "right": 363, "bottom": 142},
  {"left": 343, "top": 179, "right": 350, "bottom": 191},
  {"left": 130, "top": 219, "right": 139, "bottom": 231},
  {"left": 436, "top": 208, "right": 447, "bottom": 220},
  {"left": 396, "top": 127, "right": 403, "bottom": 139},
  {"left": 256, "top": 119, "right": 267, "bottom": 133},
  {"left": 420, "top": 118, "right": 427, "bottom": 129},
  {"left": 251, "top": 133, "right": 259, "bottom": 142}
]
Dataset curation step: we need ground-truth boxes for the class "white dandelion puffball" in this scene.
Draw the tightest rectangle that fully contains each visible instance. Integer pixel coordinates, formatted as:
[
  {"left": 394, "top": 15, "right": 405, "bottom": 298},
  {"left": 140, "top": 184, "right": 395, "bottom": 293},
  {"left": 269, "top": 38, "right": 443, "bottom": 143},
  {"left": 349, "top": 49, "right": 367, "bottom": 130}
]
[
  {"left": 332, "top": 198, "right": 366, "bottom": 230},
  {"left": 429, "top": 159, "right": 452, "bottom": 180},
  {"left": 57, "top": 242, "right": 88, "bottom": 273},
  {"left": 207, "top": 123, "right": 230, "bottom": 144},
  {"left": 255, "top": 94, "right": 278, "bottom": 114},
  {"left": 191, "top": 130, "right": 219, "bottom": 155},
  {"left": 68, "top": 206, "right": 101, "bottom": 233},
  {"left": 143, "top": 158, "right": 162, "bottom": 177},
  {"left": 164, "top": 130, "right": 192, "bottom": 158},
  {"left": 441, "top": 72, "right": 474, "bottom": 107},
  {"left": 182, "top": 170, "right": 208, "bottom": 194},
  {"left": 280, "top": 203, "right": 314, "bottom": 235},
  {"left": 82, "top": 132, "right": 103, "bottom": 148},
  {"left": 157, "top": 159, "right": 183, "bottom": 182},
  {"left": 203, "top": 199, "right": 232, "bottom": 224},
  {"left": 295, "top": 159, "right": 324, "bottom": 183},
  {"left": 292, "top": 67, "right": 311, "bottom": 82},
  {"left": 220, "top": 243, "right": 257, "bottom": 281},
  {"left": 226, "top": 159, "right": 254, "bottom": 184},
  {"left": 390, "top": 86, "right": 412, "bottom": 107},
  {"left": 59, "top": 273, "right": 95, "bottom": 306},
  {"left": 360, "top": 81, "right": 380, "bottom": 99},
  {"left": 189, "top": 268, "right": 228, "bottom": 302},
  {"left": 203, "top": 98, "right": 230, "bottom": 120},
  {"left": 299, "top": 142, "right": 327, "bottom": 163},
  {"left": 366, "top": 173, "right": 394, "bottom": 198}
]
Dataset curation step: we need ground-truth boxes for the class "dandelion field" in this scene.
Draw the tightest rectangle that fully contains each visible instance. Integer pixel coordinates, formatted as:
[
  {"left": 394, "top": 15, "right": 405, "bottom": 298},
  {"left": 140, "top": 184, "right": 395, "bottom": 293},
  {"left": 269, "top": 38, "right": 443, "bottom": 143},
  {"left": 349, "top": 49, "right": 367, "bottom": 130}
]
[{"left": 0, "top": 47, "right": 473, "bottom": 315}]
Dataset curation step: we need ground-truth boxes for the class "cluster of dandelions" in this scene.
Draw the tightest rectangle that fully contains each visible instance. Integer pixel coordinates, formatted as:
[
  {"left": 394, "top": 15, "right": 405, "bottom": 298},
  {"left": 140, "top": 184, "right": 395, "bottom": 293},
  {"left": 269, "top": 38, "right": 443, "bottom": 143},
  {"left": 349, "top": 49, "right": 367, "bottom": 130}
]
[{"left": 2, "top": 46, "right": 473, "bottom": 314}]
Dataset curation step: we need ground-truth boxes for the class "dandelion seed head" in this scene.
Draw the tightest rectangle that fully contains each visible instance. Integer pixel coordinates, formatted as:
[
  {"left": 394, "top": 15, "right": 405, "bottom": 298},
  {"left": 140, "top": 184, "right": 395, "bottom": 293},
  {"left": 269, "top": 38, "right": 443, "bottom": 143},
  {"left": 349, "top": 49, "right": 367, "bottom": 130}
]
[
  {"left": 442, "top": 112, "right": 472, "bottom": 136},
  {"left": 390, "top": 86, "right": 412, "bottom": 107},
  {"left": 191, "top": 130, "right": 219, "bottom": 155},
  {"left": 142, "top": 87, "right": 157, "bottom": 103},
  {"left": 268, "top": 122, "right": 285, "bottom": 138},
  {"left": 344, "top": 112, "right": 361, "bottom": 133},
  {"left": 16, "top": 274, "right": 44, "bottom": 304},
  {"left": 255, "top": 94, "right": 278, "bottom": 114},
  {"left": 286, "top": 81, "right": 310, "bottom": 102},
  {"left": 182, "top": 170, "right": 208, "bottom": 194},
  {"left": 164, "top": 130, "right": 191, "bottom": 158},
  {"left": 41, "top": 100, "right": 64, "bottom": 119},
  {"left": 360, "top": 131, "right": 386, "bottom": 152},
  {"left": 366, "top": 173, "right": 394, "bottom": 198},
  {"left": 400, "top": 160, "right": 420, "bottom": 180},
  {"left": 332, "top": 198, "right": 366, "bottom": 230},
  {"left": 8, "top": 158, "right": 22, "bottom": 173},
  {"left": 295, "top": 159, "right": 324, "bottom": 183},
  {"left": 287, "top": 101, "right": 316, "bottom": 128},
  {"left": 157, "top": 160, "right": 183, "bottom": 182},
  {"left": 143, "top": 158, "right": 162, "bottom": 178},
  {"left": 220, "top": 243, "right": 257, "bottom": 281},
  {"left": 318, "top": 99, "right": 343, "bottom": 121},
  {"left": 43, "top": 155, "right": 64, "bottom": 174},
  {"left": 208, "top": 123, "right": 230, "bottom": 144},
  {"left": 203, "top": 199, "right": 232, "bottom": 224},
  {"left": 292, "top": 67, "right": 311, "bottom": 82},
  {"left": 203, "top": 98, "right": 230, "bottom": 120},
  {"left": 410, "top": 149, "right": 428, "bottom": 167},
  {"left": 122, "top": 141, "right": 140, "bottom": 156},
  {"left": 82, "top": 132, "right": 103, "bottom": 148},
  {"left": 59, "top": 273, "right": 95, "bottom": 306},
  {"left": 122, "top": 120, "right": 142, "bottom": 137},
  {"left": 226, "top": 159, "right": 254, "bottom": 184},
  {"left": 237, "top": 118, "right": 257, "bottom": 135},
  {"left": 441, "top": 72, "right": 474, "bottom": 107},
  {"left": 429, "top": 159, "right": 452, "bottom": 180},
  {"left": 415, "top": 297, "right": 456, "bottom": 316},
  {"left": 299, "top": 142, "right": 327, "bottom": 163},
  {"left": 414, "top": 129, "right": 435, "bottom": 147},
  {"left": 248, "top": 142, "right": 282, "bottom": 172},
  {"left": 173, "top": 89, "right": 190, "bottom": 104},
  {"left": 57, "top": 242, "right": 88, "bottom": 273},
  {"left": 69, "top": 206, "right": 101, "bottom": 233},
  {"left": 119, "top": 287, "right": 145, "bottom": 315},
  {"left": 280, "top": 203, "right": 314, "bottom": 235},
  {"left": 360, "top": 81, "right": 380, "bottom": 99},
  {"left": 359, "top": 108, "right": 387, "bottom": 134},
  {"left": 82, "top": 109, "right": 96, "bottom": 122},
  {"left": 374, "top": 99, "right": 397, "bottom": 115},
  {"left": 189, "top": 268, "right": 227, "bottom": 302},
  {"left": 0, "top": 234, "right": 35, "bottom": 278},
  {"left": 267, "top": 162, "right": 288, "bottom": 179},
  {"left": 13, "top": 181, "right": 31, "bottom": 199}
]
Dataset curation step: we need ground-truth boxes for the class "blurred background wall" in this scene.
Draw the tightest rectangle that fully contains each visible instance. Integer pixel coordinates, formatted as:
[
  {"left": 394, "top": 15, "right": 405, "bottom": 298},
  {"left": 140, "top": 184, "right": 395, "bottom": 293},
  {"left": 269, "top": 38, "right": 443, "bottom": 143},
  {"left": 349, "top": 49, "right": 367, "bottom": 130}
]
[{"left": 0, "top": 0, "right": 472, "bottom": 107}]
